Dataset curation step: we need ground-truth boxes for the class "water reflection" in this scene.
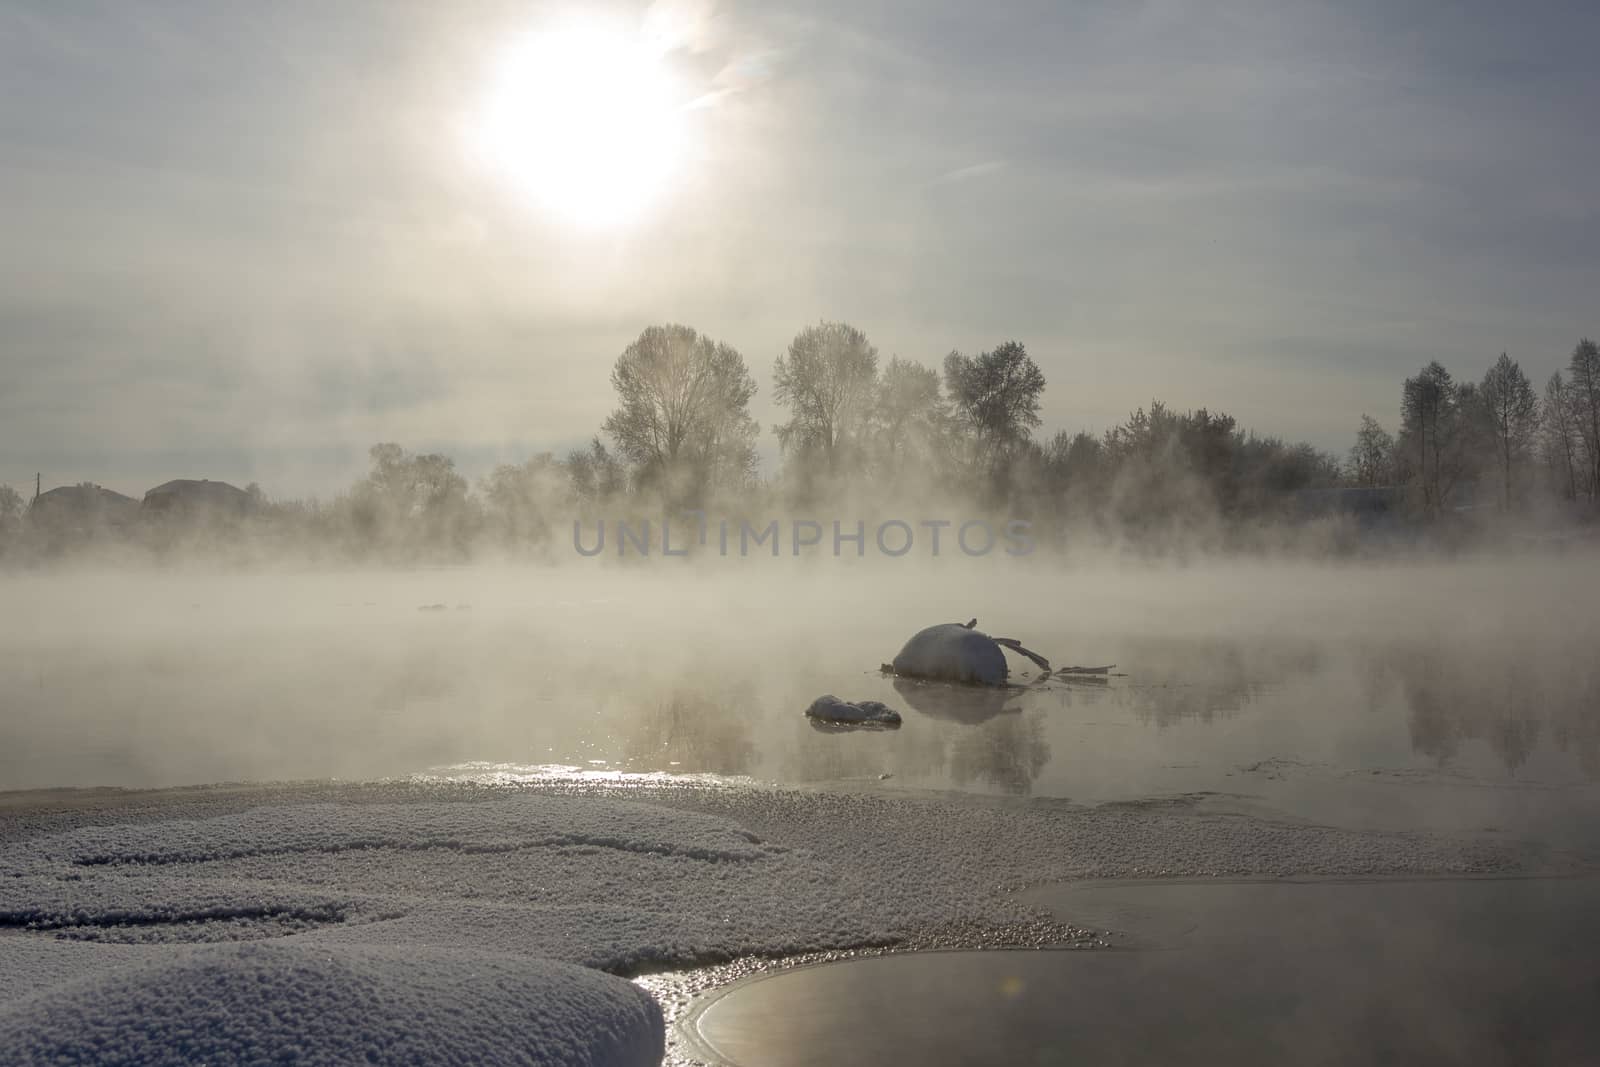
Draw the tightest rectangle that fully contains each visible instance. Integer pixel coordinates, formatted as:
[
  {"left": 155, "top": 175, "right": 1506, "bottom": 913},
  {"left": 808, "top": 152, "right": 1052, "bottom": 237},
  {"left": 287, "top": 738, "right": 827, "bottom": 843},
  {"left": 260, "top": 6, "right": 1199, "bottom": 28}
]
[
  {"left": 1374, "top": 642, "right": 1600, "bottom": 777},
  {"left": 781, "top": 714, "right": 949, "bottom": 785},
  {"left": 616, "top": 684, "right": 758, "bottom": 776},
  {"left": 9, "top": 563, "right": 1597, "bottom": 805},
  {"left": 693, "top": 877, "right": 1600, "bottom": 1067},
  {"left": 582, "top": 632, "right": 1599, "bottom": 803},
  {"left": 891, "top": 677, "right": 1024, "bottom": 724},
  {"left": 946, "top": 713, "right": 1051, "bottom": 795},
  {"left": 1111, "top": 638, "right": 1323, "bottom": 728}
]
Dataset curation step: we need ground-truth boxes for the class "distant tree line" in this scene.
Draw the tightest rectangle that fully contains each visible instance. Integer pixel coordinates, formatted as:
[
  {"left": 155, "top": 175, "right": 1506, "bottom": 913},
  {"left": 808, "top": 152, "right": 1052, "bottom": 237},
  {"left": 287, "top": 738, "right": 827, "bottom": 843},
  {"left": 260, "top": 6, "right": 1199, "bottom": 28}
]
[
  {"left": 1346, "top": 339, "right": 1600, "bottom": 515},
  {"left": 581, "top": 321, "right": 1350, "bottom": 512},
  {"left": 4, "top": 326, "right": 1595, "bottom": 563},
  {"left": 281, "top": 321, "right": 1367, "bottom": 559}
]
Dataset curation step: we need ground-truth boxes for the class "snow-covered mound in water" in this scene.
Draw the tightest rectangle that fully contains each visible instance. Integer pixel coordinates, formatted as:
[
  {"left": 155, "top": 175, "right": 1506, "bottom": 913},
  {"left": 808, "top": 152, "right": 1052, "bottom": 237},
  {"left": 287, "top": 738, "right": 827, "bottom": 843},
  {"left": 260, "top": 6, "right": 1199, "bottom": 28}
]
[
  {"left": 891, "top": 623, "right": 1010, "bottom": 685},
  {"left": 806, "top": 694, "right": 902, "bottom": 726},
  {"left": 0, "top": 941, "right": 664, "bottom": 1067}
]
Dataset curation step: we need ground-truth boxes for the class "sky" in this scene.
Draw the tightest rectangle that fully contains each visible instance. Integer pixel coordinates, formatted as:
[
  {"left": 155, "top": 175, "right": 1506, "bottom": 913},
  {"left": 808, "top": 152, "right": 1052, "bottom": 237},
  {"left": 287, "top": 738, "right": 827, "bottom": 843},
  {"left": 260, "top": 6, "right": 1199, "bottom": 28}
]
[{"left": 2, "top": 0, "right": 1597, "bottom": 499}]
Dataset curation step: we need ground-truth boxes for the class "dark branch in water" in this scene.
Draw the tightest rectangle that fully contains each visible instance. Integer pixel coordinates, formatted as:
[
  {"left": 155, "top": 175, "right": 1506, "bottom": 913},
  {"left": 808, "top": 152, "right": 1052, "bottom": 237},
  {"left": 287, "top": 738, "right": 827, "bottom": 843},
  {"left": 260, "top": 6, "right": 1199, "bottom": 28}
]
[{"left": 992, "top": 637, "right": 1051, "bottom": 673}]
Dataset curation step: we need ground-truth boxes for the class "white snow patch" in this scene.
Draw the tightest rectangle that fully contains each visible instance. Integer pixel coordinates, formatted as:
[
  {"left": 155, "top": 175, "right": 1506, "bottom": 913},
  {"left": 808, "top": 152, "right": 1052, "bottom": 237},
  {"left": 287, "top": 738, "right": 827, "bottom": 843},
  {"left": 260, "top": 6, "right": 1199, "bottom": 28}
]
[
  {"left": 0, "top": 781, "right": 1547, "bottom": 1062},
  {"left": 0, "top": 942, "right": 662, "bottom": 1067}
]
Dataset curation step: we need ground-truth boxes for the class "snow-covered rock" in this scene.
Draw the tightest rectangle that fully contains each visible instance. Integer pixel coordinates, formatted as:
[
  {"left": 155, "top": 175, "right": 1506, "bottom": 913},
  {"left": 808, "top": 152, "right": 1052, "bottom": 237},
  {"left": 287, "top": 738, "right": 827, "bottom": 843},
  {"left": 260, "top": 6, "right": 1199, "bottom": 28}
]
[{"left": 805, "top": 694, "right": 903, "bottom": 726}]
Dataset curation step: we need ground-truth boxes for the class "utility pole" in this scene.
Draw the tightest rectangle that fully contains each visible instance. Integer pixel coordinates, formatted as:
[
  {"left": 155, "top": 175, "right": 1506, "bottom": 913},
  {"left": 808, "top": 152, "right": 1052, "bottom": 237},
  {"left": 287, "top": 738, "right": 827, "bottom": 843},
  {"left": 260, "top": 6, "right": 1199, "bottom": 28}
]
[{"left": 34, "top": 473, "right": 40, "bottom": 504}]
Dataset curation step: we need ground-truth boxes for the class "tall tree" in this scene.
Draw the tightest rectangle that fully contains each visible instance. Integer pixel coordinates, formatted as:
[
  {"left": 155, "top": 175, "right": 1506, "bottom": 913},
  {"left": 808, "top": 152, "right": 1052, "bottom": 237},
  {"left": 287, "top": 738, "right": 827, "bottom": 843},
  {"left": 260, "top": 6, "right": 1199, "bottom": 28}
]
[
  {"left": 1566, "top": 338, "right": 1600, "bottom": 497},
  {"left": 1348, "top": 414, "right": 1395, "bottom": 488},
  {"left": 0, "top": 483, "right": 21, "bottom": 550},
  {"left": 771, "top": 321, "right": 879, "bottom": 473},
  {"left": 1540, "top": 372, "right": 1581, "bottom": 501},
  {"left": 1043, "top": 430, "right": 1110, "bottom": 511},
  {"left": 873, "top": 357, "right": 951, "bottom": 481},
  {"left": 1399, "top": 361, "right": 1460, "bottom": 515},
  {"left": 1453, "top": 380, "right": 1497, "bottom": 499},
  {"left": 1478, "top": 353, "right": 1540, "bottom": 510},
  {"left": 564, "top": 437, "right": 626, "bottom": 505},
  {"left": 481, "top": 453, "right": 566, "bottom": 545},
  {"left": 602, "top": 324, "right": 759, "bottom": 499},
  {"left": 352, "top": 443, "right": 476, "bottom": 556},
  {"left": 365, "top": 443, "right": 469, "bottom": 517},
  {"left": 943, "top": 341, "right": 1046, "bottom": 477}
]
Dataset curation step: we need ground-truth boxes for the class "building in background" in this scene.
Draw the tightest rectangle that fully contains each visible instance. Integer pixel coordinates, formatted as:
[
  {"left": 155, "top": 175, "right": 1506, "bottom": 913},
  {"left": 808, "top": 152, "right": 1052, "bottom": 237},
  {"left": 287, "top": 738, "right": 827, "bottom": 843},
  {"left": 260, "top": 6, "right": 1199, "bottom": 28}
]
[
  {"left": 26, "top": 483, "right": 140, "bottom": 536},
  {"left": 140, "top": 479, "right": 255, "bottom": 519}
]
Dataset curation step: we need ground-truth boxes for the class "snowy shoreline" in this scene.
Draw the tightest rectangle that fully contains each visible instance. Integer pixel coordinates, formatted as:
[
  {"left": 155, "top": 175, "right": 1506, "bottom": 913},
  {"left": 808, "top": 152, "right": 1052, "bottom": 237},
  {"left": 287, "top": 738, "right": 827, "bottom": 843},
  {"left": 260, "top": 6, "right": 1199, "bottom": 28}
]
[{"left": 0, "top": 776, "right": 1573, "bottom": 1064}]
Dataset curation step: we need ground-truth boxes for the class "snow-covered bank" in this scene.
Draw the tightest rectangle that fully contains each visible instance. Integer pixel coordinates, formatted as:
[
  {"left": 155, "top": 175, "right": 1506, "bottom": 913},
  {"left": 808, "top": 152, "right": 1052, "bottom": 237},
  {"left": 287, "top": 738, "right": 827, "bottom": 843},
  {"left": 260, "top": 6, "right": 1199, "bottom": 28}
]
[
  {"left": 0, "top": 778, "right": 1572, "bottom": 1063},
  {"left": 0, "top": 943, "right": 663, "bottom": 1067}
]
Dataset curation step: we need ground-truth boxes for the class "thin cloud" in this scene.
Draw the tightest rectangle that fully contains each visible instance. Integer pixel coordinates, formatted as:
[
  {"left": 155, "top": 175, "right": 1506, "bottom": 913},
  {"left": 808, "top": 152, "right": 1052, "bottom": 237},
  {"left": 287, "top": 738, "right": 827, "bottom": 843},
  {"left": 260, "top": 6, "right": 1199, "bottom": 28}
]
[{"left": 928, "top": 160, "right": 1008, "bottom": 187}]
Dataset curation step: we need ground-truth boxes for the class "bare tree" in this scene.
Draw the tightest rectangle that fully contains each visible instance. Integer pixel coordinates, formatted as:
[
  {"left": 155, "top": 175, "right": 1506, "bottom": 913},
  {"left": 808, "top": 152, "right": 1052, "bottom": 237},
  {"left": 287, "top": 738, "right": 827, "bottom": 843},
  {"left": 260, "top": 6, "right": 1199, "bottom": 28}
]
[
  {"left": 1347, "top": 415, "right": 1395, "bottom": 488},
  {"left": 1478, "top": 353, "right": 1540, "bottom": 510},
  {"left": 351, "top": 443, "right": 477, "bottom": 557},
  {"left": 943, "top": 341, "right": 1046, "bottom": 479},
  {"left": 481, "top": 454, "right": 566, "bottom": 545},
  {"left": 1399, "top": 361, "right": 1461, "bottom": 514},
  {"left": 1541, "top": 372, "right": 1581, "bottom": 501},
  {"left": 564, "top": 437, "right": 626, "bottom": 505},
  {"left": 1454, "top": 380, "right": 1496, "bottom": 496},
  {"left": 771, "top": 321, "right": 878, "bottom": 473},
  {"left": 365, "top": 444, "right": 469, "bottom": 515},
  {"left": 873, "top": 357, "right": 951, "bottom": 481},
  {"left": 1566, "top": 338, "right": 1600, "bottom": 497},
  {"left": 602, "top": 324, "right": 759, "bottom": 499},
  {"left": 0, "top": 484, "right": 21, "bottom": 549}
]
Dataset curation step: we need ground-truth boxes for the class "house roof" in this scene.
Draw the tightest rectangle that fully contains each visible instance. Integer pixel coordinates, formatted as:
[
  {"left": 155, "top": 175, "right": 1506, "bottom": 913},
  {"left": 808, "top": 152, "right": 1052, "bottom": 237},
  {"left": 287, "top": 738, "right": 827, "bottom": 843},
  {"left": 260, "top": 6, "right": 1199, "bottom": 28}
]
[
  {"left": 27, "top": 484, "right": 141, "bottom": 526},
  {"left": 142, "top": 479, "right": 253, "bottom": 507},
  {"left": 34, "top": 483, "right": 139, "bottom": 508}
]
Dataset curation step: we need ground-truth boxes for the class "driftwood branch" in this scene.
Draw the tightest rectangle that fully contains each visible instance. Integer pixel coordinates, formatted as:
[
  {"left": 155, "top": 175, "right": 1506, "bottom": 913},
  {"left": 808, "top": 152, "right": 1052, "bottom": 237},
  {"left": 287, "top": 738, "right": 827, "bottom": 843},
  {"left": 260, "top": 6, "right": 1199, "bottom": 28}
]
[{"left": 992, "top": 637, "right": 1051, "bottom": 673}]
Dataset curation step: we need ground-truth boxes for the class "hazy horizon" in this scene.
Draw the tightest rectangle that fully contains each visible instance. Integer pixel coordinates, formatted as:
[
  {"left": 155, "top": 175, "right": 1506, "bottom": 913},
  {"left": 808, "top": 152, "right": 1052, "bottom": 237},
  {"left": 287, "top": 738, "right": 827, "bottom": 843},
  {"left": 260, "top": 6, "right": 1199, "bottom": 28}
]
[
  {"left": 5, "top": 0, "right": 1598, "bottom": 497},
  {"left": 6, "top": 8, "right": 1600, "bottom": 1065}
]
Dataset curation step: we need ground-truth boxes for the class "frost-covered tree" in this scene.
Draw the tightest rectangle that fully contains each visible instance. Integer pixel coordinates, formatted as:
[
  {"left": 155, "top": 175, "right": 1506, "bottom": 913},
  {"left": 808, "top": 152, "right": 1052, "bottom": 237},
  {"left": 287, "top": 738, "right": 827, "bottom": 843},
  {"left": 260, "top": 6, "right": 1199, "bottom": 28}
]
[
  {"left": 349, "top": 443, "right": 477, "bottom": 557},
  {"left": 564, "top": 437, "right": 626, "bottom": 505},
  {"left": 1566, "top": 338, "right": 1600, "bottom": 497},
  {"left": 872, "top": 357, "right": 952, "bottom": 483},
  {"left": 602, "top": 324, "right": 759, "bottom": 500},
  {"left": 1398, "top": 361, "right": 1462, "bottom": 514},
  {"left": 1478, "top": 353, "right": 1540, "bottom": 510},
  {"left": 1540, "top": 372, "right": 1581, "bottom": 501},
  {"left": 771, "top": 321, "right": 878, "bottom": 474},
  {"left": 481, "top": 454, "right": 567, "bottom": 546},
  {"left": 1347, "top": 415, "right": 1395, "bottom": 488}
]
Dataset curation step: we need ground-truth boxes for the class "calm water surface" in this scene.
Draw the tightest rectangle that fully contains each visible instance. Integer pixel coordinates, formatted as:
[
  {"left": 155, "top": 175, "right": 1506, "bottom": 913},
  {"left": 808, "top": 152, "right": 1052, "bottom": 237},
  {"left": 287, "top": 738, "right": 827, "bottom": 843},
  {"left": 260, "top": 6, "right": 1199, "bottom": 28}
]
[
  {"left": 5, "top": 564, "right": 1598, "bottom": 1066},
  {"left": 4, "top": 564, "right": 1596, "bottom": 842},
  {"left": 689, "top": 876, "right": 1600, "bottom": 1067}
]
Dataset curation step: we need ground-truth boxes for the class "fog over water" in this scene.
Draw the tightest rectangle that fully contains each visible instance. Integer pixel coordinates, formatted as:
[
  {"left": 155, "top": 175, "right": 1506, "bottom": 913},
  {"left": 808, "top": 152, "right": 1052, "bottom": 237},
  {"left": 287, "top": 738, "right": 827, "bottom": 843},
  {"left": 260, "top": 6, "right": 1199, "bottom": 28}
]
[
  {"left": 7, "top": 553, "right": 1596, "bottom": 843},
  {"left": 6, "top": 3, "right": 1600, "bottom": 1062}
]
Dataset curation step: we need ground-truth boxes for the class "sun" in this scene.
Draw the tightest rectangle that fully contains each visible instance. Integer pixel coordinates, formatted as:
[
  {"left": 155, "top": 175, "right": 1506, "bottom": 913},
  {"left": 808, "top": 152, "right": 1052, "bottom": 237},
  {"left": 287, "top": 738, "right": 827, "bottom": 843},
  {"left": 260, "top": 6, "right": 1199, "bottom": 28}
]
[{"left": 474, "top": 22, "right": 687, "bottom": 227}]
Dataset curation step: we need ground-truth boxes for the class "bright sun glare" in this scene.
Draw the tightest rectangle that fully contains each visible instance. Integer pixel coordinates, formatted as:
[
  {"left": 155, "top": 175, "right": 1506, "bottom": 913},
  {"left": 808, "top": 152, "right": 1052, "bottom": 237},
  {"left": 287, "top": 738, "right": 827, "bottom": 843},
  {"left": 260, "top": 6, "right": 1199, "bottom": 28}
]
[{"left": 475, "top": 23, "right": 687, "bottom": 228}]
